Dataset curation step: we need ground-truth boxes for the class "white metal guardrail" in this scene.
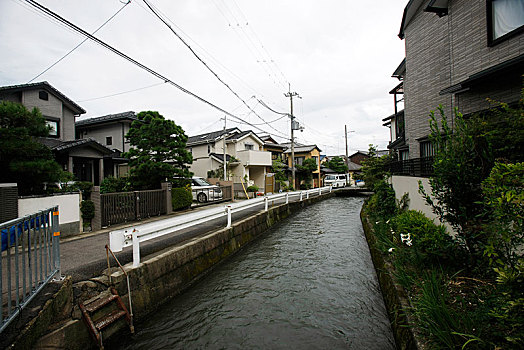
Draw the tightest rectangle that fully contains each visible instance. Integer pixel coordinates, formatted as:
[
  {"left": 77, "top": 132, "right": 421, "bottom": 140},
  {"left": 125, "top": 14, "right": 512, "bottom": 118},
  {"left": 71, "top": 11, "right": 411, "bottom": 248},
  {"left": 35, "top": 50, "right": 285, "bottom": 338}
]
[{"left": 110, "top": 186, "right": 332, "bottom": 267}]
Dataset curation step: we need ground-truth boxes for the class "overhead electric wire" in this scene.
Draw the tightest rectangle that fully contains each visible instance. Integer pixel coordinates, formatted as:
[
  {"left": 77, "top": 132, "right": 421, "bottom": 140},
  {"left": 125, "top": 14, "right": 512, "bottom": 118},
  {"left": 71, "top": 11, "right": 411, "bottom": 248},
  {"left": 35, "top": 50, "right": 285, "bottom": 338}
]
[
  {"left": 141, "top": 0, "right": 287, "bottom": 138},
  {"left": 27, "top": 0, "right": 131, "bottom": 83},
  {"left": 212, "top": 0, "right": 284, "bottom": 90},
  {"left": 230, "top": 0, "right": 289, "bottom": 85},
  {"left": 77, "top": 82, "right": 165, "bottom": 102},
  {"left": 23, "top": 0, "right": 286, "bottom": 140},
  {"left": 257, "top": 98, "right": 289, "bottom": 116}
]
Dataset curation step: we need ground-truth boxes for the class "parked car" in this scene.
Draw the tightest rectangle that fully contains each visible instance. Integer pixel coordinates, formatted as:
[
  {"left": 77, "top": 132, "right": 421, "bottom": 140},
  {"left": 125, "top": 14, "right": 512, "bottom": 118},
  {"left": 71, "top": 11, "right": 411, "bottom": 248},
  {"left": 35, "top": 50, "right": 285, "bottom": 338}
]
[
  {"left": 324, "top": 174, "right": 348, "bottom": 188},
  {"left": 191, "top": 177, "right": 223, "bottom": 203}
]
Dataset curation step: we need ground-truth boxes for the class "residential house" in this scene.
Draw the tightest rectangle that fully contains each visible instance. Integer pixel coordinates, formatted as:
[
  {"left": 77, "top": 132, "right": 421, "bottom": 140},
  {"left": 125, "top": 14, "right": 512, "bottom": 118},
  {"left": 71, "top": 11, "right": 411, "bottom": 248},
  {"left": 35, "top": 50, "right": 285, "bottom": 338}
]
[
  {"left": 349, "top": 150, "right": 389, "bottom": 166},
  {"left": 282, "top": 143, "right": 322, "bottom": 188},
  {"left": 187, "top": 128, "right": 272, "bottom": 191},
  {"left": 320, "top": 155, "right": 363, "bottom": 186},
  {"left": 0, "top": 81, "right": 112, "bottom": 185},
  {"left": 383, "top": 0, "right": 524, "bottom": 218},
  {"left": 76, "top": 111, "right": 137, "bottom": 177}
]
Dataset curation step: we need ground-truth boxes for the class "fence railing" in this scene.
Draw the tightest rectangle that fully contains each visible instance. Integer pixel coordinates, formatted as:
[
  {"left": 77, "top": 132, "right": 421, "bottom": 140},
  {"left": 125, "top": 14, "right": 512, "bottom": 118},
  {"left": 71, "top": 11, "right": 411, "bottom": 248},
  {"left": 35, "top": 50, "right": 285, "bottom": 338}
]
[
  {"left": 387, "top": 156, "right": 434, "bottom": 177},
  {"left": 101, "top": 189, "right": 166, "bottom": 227},
  {"left": 110, "top": 186, "right": 332, "bottom": 267},
  {"left": 1, "top": 206, "right": 60, "bottom": 333}
]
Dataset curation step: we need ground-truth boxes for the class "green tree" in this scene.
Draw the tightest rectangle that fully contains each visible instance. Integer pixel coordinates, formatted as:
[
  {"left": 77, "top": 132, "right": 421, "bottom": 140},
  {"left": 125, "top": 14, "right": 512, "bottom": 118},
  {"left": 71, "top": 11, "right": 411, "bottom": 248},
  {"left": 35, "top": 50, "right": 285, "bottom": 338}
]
[
  {"left": 0, "top": 101, "right": 68, "bottom": 195},
  {"left": 123, "top": 111, "right": 193, "bottom": 189},
  {"left": 296, "top": 158, "right": 318, "bottom": 186},
  {"left": 326, "top": 156, "right": 349, "bottom": 173},
  {"left": 361, "top": 145, "right": 394, "bottom": 190},
  {"left": 421, "top": 94, "right": 524, "bottom": 260},
  {"left": 272, "top": 158, "right": 287, "bottom": 184}
]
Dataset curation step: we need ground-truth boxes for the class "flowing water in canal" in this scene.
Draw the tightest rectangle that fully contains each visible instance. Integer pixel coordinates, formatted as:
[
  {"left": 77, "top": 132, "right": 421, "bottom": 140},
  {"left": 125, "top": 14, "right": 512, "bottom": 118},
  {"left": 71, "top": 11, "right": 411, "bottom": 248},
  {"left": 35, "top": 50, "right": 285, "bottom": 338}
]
[{"left": 120, "top": 197, "right": 395, "bottom": 349}]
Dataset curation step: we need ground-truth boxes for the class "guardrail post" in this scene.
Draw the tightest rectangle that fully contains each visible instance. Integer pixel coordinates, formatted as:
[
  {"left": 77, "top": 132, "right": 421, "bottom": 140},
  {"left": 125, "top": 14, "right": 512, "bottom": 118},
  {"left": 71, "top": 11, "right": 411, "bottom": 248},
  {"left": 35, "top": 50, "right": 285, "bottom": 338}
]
[
  {"left": 132, "top": 230, "right": 140, "bottom": 267},
  {"left": 226, "top": 205, "right": 232, "bottom": 228},
  {"left": 264, "top": 196, "right": 268, "bottom": 211},
  {"left": 318, "top": 187, "right": 321, "bottom": 195},
  {"left": 285, "top": 192, "right": 289, "bottom": 204},
  {"left": 306, "top": 190, "right": 309, "bottom": 199},
  {"left": 52, "top": 207, "right": 61, "bottom": 278},
  {"left": 300, "top": 191, "right": 303, "bottom": 201}
]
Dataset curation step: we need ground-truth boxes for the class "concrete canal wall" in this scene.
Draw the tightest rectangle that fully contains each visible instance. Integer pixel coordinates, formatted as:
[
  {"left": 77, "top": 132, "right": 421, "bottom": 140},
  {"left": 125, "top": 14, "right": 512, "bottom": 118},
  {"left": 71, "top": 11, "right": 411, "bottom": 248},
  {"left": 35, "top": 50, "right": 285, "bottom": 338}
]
[
  {"left": 360, "top": 209, "right": 424, "bottom": 350},
  {"left": 12, "top": 192, "right": 334, "bottom": 349}
]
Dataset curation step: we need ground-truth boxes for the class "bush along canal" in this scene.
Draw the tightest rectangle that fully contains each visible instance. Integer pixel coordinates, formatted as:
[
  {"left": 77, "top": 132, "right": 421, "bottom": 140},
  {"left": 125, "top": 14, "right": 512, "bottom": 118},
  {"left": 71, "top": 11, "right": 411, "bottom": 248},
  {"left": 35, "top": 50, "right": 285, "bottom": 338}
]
[{"left": 118, "top": 197, "right": 395, "bottom": 349}]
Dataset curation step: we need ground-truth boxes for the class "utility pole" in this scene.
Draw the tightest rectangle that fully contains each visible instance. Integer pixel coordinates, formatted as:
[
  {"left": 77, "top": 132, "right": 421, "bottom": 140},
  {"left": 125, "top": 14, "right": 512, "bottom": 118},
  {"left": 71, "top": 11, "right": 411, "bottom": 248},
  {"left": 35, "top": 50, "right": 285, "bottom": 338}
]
[
  {"left": 222, "top": 115, "right": 227, "bottom": 181},
  {"left": 284, "top": 85, "right": 300, "bottom": 189},
  {"left": 345, "top": 124, "right": 349, "bottom": 169}
]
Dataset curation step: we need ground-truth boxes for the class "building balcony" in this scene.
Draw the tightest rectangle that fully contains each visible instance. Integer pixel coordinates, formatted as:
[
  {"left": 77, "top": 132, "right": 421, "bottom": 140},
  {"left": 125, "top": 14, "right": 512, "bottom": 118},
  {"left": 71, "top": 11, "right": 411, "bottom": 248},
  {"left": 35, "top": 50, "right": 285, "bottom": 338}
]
[
  {"left": 236, "top": 150, "right": 272, "bottom": 167},
  {"left": 387, "top": 157, "right": 434, "bottom": 177}
]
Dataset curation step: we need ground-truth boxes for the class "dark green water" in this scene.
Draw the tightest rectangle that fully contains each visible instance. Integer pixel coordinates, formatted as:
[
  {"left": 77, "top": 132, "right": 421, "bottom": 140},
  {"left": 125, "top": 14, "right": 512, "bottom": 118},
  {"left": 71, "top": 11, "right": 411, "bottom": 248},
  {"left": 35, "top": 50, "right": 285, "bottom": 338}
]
[{"left": 121, "top": 197, "right": 395, "bottom": 349}]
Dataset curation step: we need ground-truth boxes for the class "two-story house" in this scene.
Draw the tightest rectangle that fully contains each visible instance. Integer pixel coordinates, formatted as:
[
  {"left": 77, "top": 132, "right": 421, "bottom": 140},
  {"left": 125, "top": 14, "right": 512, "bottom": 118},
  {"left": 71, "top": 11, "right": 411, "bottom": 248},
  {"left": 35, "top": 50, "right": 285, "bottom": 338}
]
[
  {"left": 281, "top": 143, "right": 322, "bottom": 188},
  {"left": 383, "top": 0, "right": 524, "bottom": 216},
  {"left": 187, "top": 128, "right": 272, "bottom": 191},
  {"left": 76, "top": 111, "right": 137, "bottom": 177},
  {"left": 0, "top": 81, "right": 112, "bottom": 185}
]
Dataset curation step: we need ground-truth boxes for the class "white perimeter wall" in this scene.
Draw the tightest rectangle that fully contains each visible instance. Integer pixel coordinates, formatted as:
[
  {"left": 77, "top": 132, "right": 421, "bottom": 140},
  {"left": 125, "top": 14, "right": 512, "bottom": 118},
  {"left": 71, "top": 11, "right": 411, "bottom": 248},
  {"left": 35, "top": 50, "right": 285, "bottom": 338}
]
[
  {"left": 390, "top": 175, "right": 454, "bottom": 234},
  {"left": 18, "top": 193, "right": 81, "bottom": 224}
]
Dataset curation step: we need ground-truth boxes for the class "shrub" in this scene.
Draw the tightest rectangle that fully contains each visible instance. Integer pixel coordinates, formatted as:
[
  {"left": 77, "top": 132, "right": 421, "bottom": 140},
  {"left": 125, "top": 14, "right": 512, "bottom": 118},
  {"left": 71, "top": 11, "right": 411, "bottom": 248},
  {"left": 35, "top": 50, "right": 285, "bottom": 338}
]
[
  {"left": 392, "top": 210, "right": 458, "bottom": 267},
  {"left": 73, "top": 181, "right": 93, "bottom": 200},
  {"left": 366, "top": 180, "right": 397, "bottom": 219},
  {"left": 299, "top": 183, "right": 312, "bottom": 190},
  {"left": 482, "top": 162, "right": 524, "bottom": 268},
  {"left": 172, "top": 186, "right": 192, "bottom": 211},
  {"left": 246, "top": 185, "right": 259, "bottom": 192},
  {"left": 80, "top": 200, "right": 95, "bottom": 222},
  {"left": 100, "top": 176, "right": 132, "bottom": 194}
]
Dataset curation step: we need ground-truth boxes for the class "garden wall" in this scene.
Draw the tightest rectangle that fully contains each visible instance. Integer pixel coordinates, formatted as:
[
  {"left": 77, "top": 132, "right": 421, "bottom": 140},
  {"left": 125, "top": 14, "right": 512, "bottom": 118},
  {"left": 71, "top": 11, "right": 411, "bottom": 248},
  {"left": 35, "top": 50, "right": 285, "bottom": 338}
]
[{"left": 18, "top": 192, "right": 82, "bottom": 237}]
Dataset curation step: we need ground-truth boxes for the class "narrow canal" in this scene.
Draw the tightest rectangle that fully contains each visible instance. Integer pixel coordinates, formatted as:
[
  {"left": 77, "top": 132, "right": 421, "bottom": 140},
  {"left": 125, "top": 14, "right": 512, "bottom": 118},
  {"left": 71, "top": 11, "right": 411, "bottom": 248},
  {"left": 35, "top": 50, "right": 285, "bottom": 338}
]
[{"left": 120, "top": 197, "right": 395, "bottom": 349}]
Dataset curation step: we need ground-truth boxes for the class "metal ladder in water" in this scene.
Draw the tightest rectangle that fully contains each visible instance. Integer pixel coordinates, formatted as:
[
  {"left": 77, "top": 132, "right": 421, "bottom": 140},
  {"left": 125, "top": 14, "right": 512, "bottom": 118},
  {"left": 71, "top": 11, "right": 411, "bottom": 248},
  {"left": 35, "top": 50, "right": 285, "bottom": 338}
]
[
  {"left": 79, "top": 245, "right": 135, "bottom": 349},
  {"left": 79, "top": 287, "right": 133, "bottom": 349}
]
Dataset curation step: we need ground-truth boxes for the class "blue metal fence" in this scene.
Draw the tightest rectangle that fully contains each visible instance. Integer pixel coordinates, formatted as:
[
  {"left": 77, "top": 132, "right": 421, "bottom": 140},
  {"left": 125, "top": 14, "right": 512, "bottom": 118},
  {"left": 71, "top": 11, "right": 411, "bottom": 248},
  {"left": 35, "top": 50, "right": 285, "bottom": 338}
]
[{"left": 1, "top": 206, "right": 60, "bottom": 333}]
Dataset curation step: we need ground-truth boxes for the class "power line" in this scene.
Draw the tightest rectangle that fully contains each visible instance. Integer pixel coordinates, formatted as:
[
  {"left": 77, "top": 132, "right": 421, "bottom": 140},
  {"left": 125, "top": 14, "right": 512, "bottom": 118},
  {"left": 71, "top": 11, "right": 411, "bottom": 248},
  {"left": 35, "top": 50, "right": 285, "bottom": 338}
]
[
  {"left": 28, "top": 0, "right": 131, "bottom": 83},
  {"left": 141, "top": 0, "right": 287, "bottom": 139},
  {"left": 23, "top": 0, "right": 286, "bottom": 140},
  {"left": 77, "top": 82, "right": 165, "bottom": 102}
]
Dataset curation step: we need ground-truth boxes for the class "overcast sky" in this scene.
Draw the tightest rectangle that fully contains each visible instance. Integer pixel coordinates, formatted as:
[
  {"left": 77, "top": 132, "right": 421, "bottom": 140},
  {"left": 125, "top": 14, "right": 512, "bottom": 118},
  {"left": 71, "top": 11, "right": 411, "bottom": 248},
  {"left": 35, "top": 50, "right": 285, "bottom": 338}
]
[{"left": 0, "top": 0, "right": 406, "bottom": 155}]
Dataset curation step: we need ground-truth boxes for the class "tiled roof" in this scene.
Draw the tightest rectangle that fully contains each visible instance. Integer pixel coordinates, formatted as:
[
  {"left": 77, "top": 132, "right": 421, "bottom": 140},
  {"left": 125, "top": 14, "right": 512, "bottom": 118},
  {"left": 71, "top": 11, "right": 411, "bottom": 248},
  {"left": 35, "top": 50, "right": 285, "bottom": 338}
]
[
  {"left": 187, "top": 127, "right": 240, "bottom": 146},
  {"left": 0, "top": 81, "right": 85, "bottom": 114},
  {"left": 283, "top": 144, "right": 321, "bottom": 154},
  {"left": 38, "top": 137, "right": 112, "bottom": 155},
  {"left": 76, "top": 111, "right": 136, "bottom": 127}
]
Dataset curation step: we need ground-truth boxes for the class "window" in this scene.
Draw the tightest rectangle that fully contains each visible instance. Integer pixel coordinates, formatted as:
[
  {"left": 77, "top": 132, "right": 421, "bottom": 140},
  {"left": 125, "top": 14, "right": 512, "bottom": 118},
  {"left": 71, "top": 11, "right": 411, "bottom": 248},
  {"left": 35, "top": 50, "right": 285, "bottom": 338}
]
[
  {"left": 399, "top": 149, "right": 409, "bottom": 161},
  {"left": 39, "top": 91, "right": 48, "bottom": 101},
  {"left": 245, "top": 143, "right": 254, "bottom": 150},
  {"left": 420, "top": 141, "right": 435, "bottom": 158},
  {"left": 488, "top": 0, "right": 524, "bottom": 45},
  {"left": 294, "top": 156, "right": 305, "bottom": 166},
  {"left": 45, "top": 119, "right": 59, "bottom": 138},
  {"left": 106, "top": 136, "right": 113, "bottom": 146}
]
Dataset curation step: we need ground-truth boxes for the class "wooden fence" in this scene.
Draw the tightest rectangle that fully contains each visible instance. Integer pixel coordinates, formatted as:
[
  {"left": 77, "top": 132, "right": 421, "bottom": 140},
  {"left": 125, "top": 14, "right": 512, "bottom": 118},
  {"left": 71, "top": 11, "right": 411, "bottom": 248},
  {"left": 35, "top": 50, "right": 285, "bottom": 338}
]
[{"left": 100, "top": 189, "right": 166, "bottom": 227}]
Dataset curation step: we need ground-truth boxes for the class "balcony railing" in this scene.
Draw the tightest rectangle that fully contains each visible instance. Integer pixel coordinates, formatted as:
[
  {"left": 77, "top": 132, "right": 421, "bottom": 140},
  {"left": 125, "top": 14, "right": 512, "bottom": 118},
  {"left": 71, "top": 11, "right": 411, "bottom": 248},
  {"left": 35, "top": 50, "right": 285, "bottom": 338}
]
[{"left": 387, "top": 156, "right": 434, "bottom": 177}]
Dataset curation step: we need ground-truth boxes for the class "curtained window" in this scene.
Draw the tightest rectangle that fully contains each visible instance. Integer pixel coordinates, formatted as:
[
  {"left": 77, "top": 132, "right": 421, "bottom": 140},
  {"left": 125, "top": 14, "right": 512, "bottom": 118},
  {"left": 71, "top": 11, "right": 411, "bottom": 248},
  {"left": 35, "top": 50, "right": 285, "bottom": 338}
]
[{"left": 489, "top": 0, "right": 524, "bottom": 43}]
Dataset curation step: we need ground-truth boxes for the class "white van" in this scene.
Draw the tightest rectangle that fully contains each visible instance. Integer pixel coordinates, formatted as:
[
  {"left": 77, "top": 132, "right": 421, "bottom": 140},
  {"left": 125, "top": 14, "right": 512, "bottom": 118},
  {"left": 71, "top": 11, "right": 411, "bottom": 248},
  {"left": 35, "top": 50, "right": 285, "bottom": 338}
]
[{"left": 324, "top": 174, "right": 348, "bottom": 188}]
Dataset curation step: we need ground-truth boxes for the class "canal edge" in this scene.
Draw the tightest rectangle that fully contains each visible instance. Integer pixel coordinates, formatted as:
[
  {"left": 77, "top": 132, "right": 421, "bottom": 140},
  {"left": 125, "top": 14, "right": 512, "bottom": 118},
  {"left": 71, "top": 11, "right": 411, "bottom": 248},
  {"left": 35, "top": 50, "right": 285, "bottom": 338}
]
[
  {"left": 11, "top": 192, "right": 335, "bottom": 349},
  {"left": 360, "top": 208, "right": 425, "bottom": 350}
]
